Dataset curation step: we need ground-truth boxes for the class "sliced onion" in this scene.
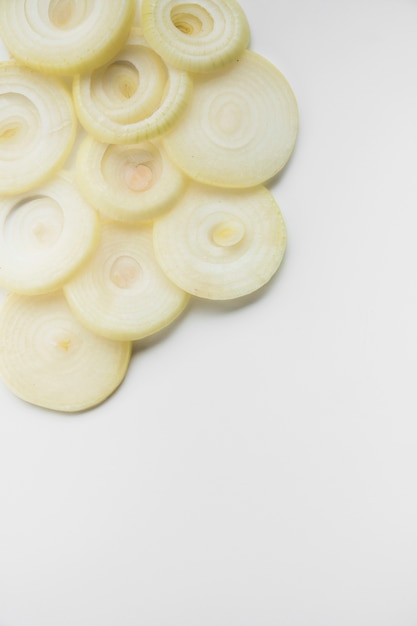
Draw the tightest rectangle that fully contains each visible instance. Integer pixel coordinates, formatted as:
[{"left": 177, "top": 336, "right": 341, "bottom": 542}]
[
  {"left": 0, "top": 292, "right": 131, "bottom": 412},
  {"left": 75, "top": 135, "right": 186, "bottom": 222},
  {"left": 64, "top": 221, "right": 189, "bottom": 340},
  {"left": 0, "top": 61, "right": 75, "bottom": 195},
  {"left": 141, "top": 0, "right": 250, "bottom": 73},
  {"left": 73, "top": 28, "right": 192, "bottom": 144},
  {"left": 153, "top": 183, "right": 287, "bottom": 299},
  {"left": 163, "top": 49, "right": 298, "bottom": 188},
  {"left": 0, "top": 172, "right": 99, "bottom": 294},
  {"left": 0, "top": 0, "right": 136, "bottom": 75}
]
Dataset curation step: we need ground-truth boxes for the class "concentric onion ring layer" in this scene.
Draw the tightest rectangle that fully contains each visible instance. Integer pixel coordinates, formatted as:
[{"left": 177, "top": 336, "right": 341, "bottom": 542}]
[
  {"left": 163, "top": 49, "right": 298, "bottom": 188},
  {"left": 141, "top": 0, "right": 250, "bottom": 72},
  {"left": 0, "top": 173, "right": 99, "bottom": 294},
  {"left": 0, "top": 62, "right": 75, "bottom": 195},
  {"left": 73, "top": 29, "right": 192, "bottom": 144},
  {"left": 0, "top": 292, "right": 131, "bottom": 412},
  {"left": 153, "top": 183, "right": 287, "bottom": 300},
  {"left": 76, "top": 135, "right": 186, "bottom": 222},
  {"left": 0, "top": 0, "right": 136, "bottom": 74},
  {"left": 64, "top": 222, "right": 189, "bottom": 340}
]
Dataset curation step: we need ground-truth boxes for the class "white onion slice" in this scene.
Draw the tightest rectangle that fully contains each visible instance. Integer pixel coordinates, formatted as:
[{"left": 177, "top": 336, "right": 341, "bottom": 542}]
[
  {"left": 0, "top": 61, "right": 75, "bottom": 195},
  {"left": 141, "top": 0, "right": 250, "bottom": 73},
  {"left": 153, "top": 183, "right": 287, "bottom": 299},
  {"left": 0, "top": 292, "right": 131, "bottom": 412},
  {"left": 73, "top": 29, "right": 192, "bottom": 144},
  {"left": 0, "top": 172, "right": 99, "bottom": 294},
  {"left": 75, "top": 135, "right": 186, "bottom": 222},
  {"left": 64, "top": 221, "right": 189, "bottom": 340},
  {"left": 163, "top": 49, "right": 298, "bottom": 188},
  {"left": 0, "top": 0, "right": 136, "bottom": 75}
]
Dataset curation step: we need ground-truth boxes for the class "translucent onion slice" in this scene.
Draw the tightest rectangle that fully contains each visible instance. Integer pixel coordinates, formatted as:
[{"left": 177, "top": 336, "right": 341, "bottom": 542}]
[
  {"left": 0, "top": 172, "right": 99, "bottom": 294},
  {"left": 163, "top": 49, "right": 298, "bottom": 188},
  {"left": 0, "top": 292, "right": 131, "bottom": 412},
  {"left": 153, "top": 183, "right": 287, "bottom": 300},
  {"left": 75, "top": 135, "right": 186, "bottom": 222},
  {"left": 73, "top": 29, "right": 192, "bottom": 144},
  {"left": 64, "top": 221, "right": 189, "bottom": 340},
  {"left": 141, "top": 0, "right": 250, "bottom": 73},
  {"left": 0, "top": 61, "right": 75, "bottom": 195},
  {"left": 0, "top": 0, "right": 136, "bottom": 75}
]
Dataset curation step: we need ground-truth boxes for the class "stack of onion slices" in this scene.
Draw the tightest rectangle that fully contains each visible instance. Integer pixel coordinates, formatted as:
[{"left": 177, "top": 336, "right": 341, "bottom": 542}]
[{"left": 0, "top": 0, "right": 298, "bottom": 412}]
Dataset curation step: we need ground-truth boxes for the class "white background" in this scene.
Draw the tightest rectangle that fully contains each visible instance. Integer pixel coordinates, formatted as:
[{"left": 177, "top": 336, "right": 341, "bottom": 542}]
[{"left": 1, "top": 0, "right": 417, "bottom": 624}]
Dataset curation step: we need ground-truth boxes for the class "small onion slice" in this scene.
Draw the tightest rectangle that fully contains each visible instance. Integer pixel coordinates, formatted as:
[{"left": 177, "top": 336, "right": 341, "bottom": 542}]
[
  {"left": 64, "top": 221, "right": 189, "bottom": 340},
  {"left": 75, "top": 135, "right": 186, "bottom": 222},
  {"left": 153, "top": 183, "right": 287, "bottom": 300},
  {"left": 0, "top": 0, "right": 136, "bottom": 75},
  {"left": 141, "top": 0, "right": 250, "bottom": 73},
  {"left": 0, "top": 172, "right": 99, "bottom": 294},
  {"left": 163, "top": 49, "right": 298, "bottom": 188},
  {"left": 0, "top": 61, "right": 75, "bottom": 195},
  {"left": 73, "top": 29, "right": 192, "bottom": 144},
  {"left": 0, "top": 292, "right": 131, "bottom": 412}
]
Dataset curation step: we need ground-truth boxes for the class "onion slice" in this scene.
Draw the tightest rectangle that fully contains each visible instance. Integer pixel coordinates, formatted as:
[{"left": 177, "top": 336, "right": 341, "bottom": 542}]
[
  {"left": 0, "top": 292, "right": 131, "bottom": 412},
  {"left": 73, "top": 29, "right": 192, "bottom": 144},
  {"left": 75, "top": 135, "right": 186, "bottom": 222},
  {"left": 141, "top": 0, "right": 250, "bottom": 73},
  {"left": 0, "top": 61, "right": 75, "bottom": 195},
  {"left": 0, "top": 172, "right": 100, "bottom": 294},
  {"left": 163, "top": 49, "right": 298, "bottom": 188},
  {"left": 64, "top": 221, "right": 189, "bottom": 340},
  {"left": 153, "top": 183, "right": 287, "bottom": 300},
  {"left": 0, "top": 0, "right": 136, "bottom": 75}
]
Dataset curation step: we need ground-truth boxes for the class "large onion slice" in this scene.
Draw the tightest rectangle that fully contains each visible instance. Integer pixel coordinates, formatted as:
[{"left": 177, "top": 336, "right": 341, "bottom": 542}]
[
  {"left": 0, "top": 61, "right": 75, "bottom": 195},
  {"left": 153, "top": 183, "right": 287, "bottom": 300},
  {"left": 75, "top": 135, "right": 186, "bottom": 222},
  {"left": 163, "top": 49, "right": 298, "bottom": 188},
  {"left": 73, "top": 29, "right": 192, "bottom": 144},
  {"left": 141, "top": 0, "right": 250, "bottom": 73},
  {"left": 0, "top": 0, "right": 136, "bottom": 75},
  {"left": 0, "top": 292, "right": 131, "bottom": 412},
  {"left": 0, "top": 172, "right": 99, "bottom": 294},
  {"left": 64, "top": 221, "right": 189, "bottom": 340}
]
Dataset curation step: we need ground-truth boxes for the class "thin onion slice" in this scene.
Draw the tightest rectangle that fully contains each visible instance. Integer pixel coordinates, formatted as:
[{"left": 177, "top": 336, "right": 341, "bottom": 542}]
[
  {"left": 141, "top": 0, "right": 250, "bottom": 73},
  {"left": 75, "top": 135, "right": 186, "bottom": 222},
  {"left": 73, "top": 29, "right": 192, "bottom": 144},
  {"left": 163, "top": 49, "right": 298, "bottom": 188},
  {"left": 0, "top": 172, "right": 100, "bottom": 294},
  {"left": 0, "top": 0, "right": 136, "bottom": 75},
  {"left": 153, "top": 183, "right": 287, "bottom": 300},
  {"left": 0, "top": 61, "right": 75, "bottom": 195},
  {"left": 64, "top": 221, "right": 189, "bottom": 340},
  {"left": 0, "top": 292, "right": 131, "bottom": 412}
]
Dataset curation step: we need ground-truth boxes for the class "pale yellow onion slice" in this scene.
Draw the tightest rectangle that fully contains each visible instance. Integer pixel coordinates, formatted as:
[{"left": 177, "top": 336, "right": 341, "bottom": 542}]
[
  {"left": 163, "top": 49, "right": 298, "bottom": 188},
  {"left": 64, "top": 221, "right": 189, "bottom": 340},
  {"left": 141, "top": 0, "right": 250, "bottom": 73},
  {"left": 0, "top": 172, "right": 99, "bottom": 294},
  {"left": 0, "top": 292, "right": 131, "bottom": 412},
  {"left": 75, "top": 135, "right": 186, "bottom": 222},
  {"left": 153, "top": 183, "right": 287, "bottom": 299},
  {"left": 0, "top": 62, "right": 75, "bottom": 195},
  {"left": 73, "top": 29, "right": 192, "bottom": 144},
  {"left": 0, "top": 0, "right": 136, "bottom": 75}
]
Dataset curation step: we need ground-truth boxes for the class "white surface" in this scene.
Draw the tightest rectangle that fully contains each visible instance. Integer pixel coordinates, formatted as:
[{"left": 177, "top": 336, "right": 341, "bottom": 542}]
[{"left": 1, "top": 1, "right": 417, "bottom": 624}]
